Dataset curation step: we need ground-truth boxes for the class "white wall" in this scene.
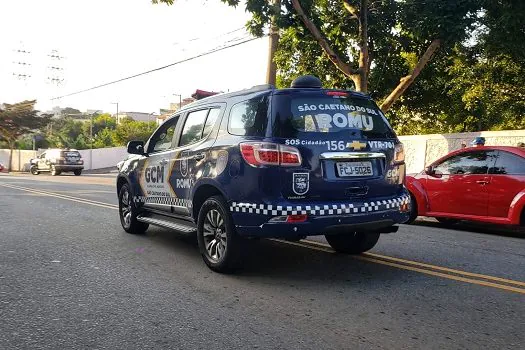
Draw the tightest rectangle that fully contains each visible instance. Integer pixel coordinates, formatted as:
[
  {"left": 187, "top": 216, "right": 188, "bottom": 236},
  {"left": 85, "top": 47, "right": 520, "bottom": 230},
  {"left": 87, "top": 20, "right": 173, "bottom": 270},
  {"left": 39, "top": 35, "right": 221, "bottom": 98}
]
[
  {"left": 0, "top": 149, "right": 38, "bottom": 171},
  {"left": 77, "top": 146, "right": 127, "bottom": 170},
  {"left": 2, "top": 130, "right": 524, "bottom": 173},
  {"left": 399, "top": 130, "right": 525, "bottom": 173}
]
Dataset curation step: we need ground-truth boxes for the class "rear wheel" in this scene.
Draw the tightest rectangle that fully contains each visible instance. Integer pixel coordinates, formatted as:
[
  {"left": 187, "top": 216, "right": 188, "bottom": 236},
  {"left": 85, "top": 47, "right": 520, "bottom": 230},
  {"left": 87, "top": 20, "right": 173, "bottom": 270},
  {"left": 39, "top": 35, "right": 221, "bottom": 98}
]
[
  {"left": 325, "top": 232, "right": 380, "bottom": 254},
  {"left": 404, "top": 193, "right": 418, "bottom": 224},
  {"left": 118, "top": 183, "right": 148, "bottom": 234},
  {"left": 74, "top": 169, "right": 82, "bottom": 176},
  {"left": 197, "top": 195, "right": 242, "bottom": 273}
]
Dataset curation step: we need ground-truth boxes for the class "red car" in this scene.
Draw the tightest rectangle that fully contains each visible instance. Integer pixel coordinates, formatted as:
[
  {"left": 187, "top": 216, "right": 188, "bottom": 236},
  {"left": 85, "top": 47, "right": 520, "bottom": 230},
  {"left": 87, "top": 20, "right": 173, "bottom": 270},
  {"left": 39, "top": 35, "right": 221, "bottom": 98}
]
[{"left": 406, "top": 146, "right": 525, "bottom": 226}]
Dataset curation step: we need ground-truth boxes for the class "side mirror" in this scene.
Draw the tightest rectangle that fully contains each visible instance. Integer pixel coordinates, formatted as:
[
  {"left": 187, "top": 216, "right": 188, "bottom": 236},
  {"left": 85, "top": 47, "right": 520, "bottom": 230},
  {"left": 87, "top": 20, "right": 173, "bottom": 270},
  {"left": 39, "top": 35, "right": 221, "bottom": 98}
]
[
  {"left": 425, "top": 166, "right": 435, "bottom": 175},
  {"left": 127, "top": 140, "right": 145, "bottom": 155}
]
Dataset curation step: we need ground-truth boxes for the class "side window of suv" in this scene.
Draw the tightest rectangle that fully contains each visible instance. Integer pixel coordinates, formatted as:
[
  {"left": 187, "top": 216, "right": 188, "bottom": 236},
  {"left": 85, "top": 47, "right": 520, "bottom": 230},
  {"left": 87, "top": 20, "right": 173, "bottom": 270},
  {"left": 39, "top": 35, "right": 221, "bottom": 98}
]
[
  {"left": 489, "top": 151, "right": 525, "bottom": 175},
  {"left": 434, "top": 151, "right": 495, "bottom": 175},
  {"left": 179, "top": 109, "right": 209, "bottom": 147},
  {"left": 228, "top": 96, "right": 269, "bottom": 136}
]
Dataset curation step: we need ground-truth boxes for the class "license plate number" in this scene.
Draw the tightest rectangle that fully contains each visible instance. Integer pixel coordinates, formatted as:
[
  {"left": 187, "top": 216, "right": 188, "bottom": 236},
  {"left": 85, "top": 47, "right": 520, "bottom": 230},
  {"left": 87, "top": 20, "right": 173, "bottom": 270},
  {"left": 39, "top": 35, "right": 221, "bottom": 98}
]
[{"left": 336, "top": 161, "right": 373, "bottom": 177}]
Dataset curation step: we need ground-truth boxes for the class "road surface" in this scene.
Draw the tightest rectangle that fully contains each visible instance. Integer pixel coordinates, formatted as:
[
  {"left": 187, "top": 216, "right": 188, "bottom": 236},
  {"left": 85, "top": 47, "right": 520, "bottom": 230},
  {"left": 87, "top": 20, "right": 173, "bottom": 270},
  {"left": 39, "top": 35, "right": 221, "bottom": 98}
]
[{"left": 1, "top": 173, "right": 524, "bottom": 349}]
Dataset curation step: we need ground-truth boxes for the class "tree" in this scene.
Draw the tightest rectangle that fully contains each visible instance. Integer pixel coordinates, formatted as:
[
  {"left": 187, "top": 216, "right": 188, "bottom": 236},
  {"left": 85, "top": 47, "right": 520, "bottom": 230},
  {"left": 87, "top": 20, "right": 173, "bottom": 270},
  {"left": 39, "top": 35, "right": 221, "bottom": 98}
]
[
  {"left": 112, "top": 119, "right": 157, "bottom": 146},
  {"left": 0, "top": 100, "right": 51, "bottom": 171},
  {"left": 154, "top": 0, "right": 481, "bottom": 112}
]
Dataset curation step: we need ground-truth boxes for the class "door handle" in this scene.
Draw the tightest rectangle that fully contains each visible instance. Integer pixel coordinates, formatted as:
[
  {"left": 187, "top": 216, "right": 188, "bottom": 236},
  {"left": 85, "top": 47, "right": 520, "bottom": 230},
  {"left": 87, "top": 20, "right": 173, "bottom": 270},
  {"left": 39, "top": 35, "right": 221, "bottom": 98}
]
[
  {"left": 476, "top": 180, "right": 489, "bottom": 185},
  {"left": 159, "top": 159, "right": 168, "bottom": 165},
  {"left": 193, "top": 153, "right": 205, "bottom": 161}
]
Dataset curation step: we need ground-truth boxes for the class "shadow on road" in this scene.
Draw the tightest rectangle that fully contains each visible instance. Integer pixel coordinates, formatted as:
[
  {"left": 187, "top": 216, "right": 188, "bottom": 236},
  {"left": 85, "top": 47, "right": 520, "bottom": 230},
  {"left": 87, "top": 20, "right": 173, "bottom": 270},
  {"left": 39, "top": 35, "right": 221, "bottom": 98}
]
[
  {"left": 411, "top": 219, "right": 525, "bottom": 239},
  {"left": 139, "top": 226, "right": 420, "bottom": 287}
]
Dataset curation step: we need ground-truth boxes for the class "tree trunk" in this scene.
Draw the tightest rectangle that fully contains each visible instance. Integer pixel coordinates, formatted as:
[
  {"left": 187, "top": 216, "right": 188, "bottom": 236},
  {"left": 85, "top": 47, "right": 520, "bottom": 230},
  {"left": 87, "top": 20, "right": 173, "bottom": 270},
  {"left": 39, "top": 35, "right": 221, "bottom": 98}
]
[
  {"left": 380, "top": 39, "right": 441, "bottom": 112},
  {"left": 266, "top": 0, "right": 281, "bottom": 86},
  {"left": 8, "top": 142, "right": 14, "bottom": 172},
  {"left": 356, "top": 0, "right": 369, "bottom": 92}
]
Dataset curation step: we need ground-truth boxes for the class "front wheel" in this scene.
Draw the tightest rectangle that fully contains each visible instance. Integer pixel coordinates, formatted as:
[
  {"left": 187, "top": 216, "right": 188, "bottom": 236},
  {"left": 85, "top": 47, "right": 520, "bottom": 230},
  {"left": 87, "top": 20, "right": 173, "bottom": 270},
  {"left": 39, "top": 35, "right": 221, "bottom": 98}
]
[
  {"left": 118, "top": 184, "right": 148, "bottom": 234},
  {"left": 197, "top": 195, "right": 242, "bottom": 273},
  {"left": 74, "top": 169, "right": 82, "bottom": 176},
  {"left": 30, "top": 166, "right": 39, "bottom": 175},
  {"left": 325, "top": 232, "right": 380, "bottom": 254}
]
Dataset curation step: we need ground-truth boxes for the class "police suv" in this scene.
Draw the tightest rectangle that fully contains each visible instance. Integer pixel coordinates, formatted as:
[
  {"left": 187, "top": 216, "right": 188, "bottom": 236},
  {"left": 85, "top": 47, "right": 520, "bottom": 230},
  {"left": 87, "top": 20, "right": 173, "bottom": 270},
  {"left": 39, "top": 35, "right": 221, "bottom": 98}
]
[{"left": 116, "top": 76, "right": 410, "bottom": 272}]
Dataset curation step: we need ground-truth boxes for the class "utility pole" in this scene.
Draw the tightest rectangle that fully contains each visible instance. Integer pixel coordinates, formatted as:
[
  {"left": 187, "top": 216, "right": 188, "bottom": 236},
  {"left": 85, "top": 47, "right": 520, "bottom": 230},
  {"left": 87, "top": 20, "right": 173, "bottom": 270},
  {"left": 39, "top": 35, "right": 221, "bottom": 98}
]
[
  {"left": 172, "top": 94, "right": 182, "bottom": 110},
  {"left": 266, "top": 0, "right": 281, "bottom": 86},
  {"left": 111, "top": 102, "right": 119, "bottom": 124}
]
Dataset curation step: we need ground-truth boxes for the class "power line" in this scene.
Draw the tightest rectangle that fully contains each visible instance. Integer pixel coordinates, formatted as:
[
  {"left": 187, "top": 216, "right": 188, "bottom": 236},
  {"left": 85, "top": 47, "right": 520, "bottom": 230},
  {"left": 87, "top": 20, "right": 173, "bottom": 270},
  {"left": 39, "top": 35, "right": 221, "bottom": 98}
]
[{"left": 50, "top": 36, "right": 264, "bottom": 101}]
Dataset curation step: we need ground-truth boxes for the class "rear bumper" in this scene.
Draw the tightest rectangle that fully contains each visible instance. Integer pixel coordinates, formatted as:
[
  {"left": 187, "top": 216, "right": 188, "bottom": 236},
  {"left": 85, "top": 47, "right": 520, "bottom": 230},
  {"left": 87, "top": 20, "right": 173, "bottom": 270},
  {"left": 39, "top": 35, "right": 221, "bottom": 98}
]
[
  {"left": 230, "top": 192, "right": 411, "bottom": 238},
  {"left": 55, "top": 165, "right": 84, "bottom": 171}
]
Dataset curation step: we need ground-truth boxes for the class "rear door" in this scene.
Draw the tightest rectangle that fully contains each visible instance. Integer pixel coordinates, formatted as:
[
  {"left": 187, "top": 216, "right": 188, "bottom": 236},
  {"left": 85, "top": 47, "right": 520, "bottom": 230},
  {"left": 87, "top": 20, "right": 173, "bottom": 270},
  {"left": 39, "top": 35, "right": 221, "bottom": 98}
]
[
  {"left": 487, "top": 150, "right": 525, "bottom": 218},
  {"left": 424, "top": 150, "right": 496, "bottom": 217},
  {"left": 170, "top": 106, "right": 223, "bottom": 217},
  {"left": 271, "top": 90, "right": 401, "bottom": 202},
  {"left": 62, "top": 150, "right": 82, "bottom": 166}
]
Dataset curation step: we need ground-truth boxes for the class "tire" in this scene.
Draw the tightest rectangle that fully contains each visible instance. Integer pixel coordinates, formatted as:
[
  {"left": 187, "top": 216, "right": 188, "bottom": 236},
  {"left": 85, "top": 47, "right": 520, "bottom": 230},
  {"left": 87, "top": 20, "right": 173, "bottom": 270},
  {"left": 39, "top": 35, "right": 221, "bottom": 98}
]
[
  {"left": 197, "top": 195, "right": 242, "bottom": 273},
  {"left": 50, "top": 165, "right": 60, "bottom": 176},
  {"left": 118, "top": 183, "right": 149, "bottom": 234},
  {"left": 74, "top": 169, "right": 82, "bottom": 176},
  {"left": 325, "top": 232, "right": 380, "bottom": 254},
  {"left": 404, "top": 193, "right": 418, "bottom": 224},
  {"left": 436, "top": 218, "right": 459, "bottom": 225},
  {"left": 30, "top": 166, "right": 39, "bottom": 175}
]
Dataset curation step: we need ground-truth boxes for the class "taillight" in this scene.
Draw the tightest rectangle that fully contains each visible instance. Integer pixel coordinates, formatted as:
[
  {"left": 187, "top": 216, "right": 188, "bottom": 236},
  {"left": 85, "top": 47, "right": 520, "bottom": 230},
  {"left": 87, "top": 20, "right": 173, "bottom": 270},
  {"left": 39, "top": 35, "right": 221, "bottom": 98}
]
[
  {"left": 327, "top": 91, "right": 348, "bottom": 97},
  {"left": 240, "top": 142, "right": 302, "bottom": 167},
  {"left": 394, "top": 143, "right": 405, "bottom": 164}
]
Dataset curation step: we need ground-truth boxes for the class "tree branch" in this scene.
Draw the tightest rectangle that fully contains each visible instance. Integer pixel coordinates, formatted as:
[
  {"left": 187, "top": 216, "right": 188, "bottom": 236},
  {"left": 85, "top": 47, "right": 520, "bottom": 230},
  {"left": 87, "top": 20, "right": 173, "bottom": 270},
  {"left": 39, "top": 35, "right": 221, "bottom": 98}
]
[
  {"left": 380, "top": 39, "right": 442, "bottom": 112},
  {"left": 343, "top": 1, "right": 359, "bottom": 19},
  {"left": 291, "top": 0, "right": 358, "bottom": 77}
]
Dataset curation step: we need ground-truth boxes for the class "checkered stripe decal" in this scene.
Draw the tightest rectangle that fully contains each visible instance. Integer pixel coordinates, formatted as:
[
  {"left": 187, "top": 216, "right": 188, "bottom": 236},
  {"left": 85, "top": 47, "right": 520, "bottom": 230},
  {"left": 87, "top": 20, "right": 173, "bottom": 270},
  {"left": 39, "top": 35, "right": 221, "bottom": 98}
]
[
  {"left": 230, "top": 195, "right": 410, "bottom": 216},
  {"left": 135, "top": 196, "right": 192, "bottom": 208}
]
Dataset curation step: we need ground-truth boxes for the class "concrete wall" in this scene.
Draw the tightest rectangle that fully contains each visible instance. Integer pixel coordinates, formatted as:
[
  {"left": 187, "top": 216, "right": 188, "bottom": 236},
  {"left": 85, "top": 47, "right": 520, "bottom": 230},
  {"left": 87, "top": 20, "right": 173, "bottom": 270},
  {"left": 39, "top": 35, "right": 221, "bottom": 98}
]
[
  {"left": 0, "top": 147, "right": 126, "bottom": 171},
  {"left": 399, "top": 130, "right": 525, "bottom": 174},
  {"left": 77, "top": 146, "right": 127, "bottom": 170},
  {"left": 1, "top": 130, "right": 524, "bottom": 173},
  {"left": 0, "top": 149, "right": 38, "bottom": 171}
]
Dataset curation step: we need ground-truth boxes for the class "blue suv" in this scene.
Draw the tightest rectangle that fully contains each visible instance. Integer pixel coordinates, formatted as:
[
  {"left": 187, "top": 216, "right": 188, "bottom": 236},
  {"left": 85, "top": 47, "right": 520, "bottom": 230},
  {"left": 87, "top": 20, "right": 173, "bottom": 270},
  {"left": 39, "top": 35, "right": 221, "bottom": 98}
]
[{"left": 116, "top": 76, "right": 410, "bottom": 272}]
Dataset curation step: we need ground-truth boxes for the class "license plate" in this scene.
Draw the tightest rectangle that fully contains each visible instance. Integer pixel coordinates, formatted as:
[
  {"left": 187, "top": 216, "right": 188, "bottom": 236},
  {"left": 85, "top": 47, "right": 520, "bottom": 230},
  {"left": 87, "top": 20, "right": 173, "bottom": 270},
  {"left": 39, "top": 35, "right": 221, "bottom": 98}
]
[{"left": 336, "top": 161, "right": 373, "bottom": 177}]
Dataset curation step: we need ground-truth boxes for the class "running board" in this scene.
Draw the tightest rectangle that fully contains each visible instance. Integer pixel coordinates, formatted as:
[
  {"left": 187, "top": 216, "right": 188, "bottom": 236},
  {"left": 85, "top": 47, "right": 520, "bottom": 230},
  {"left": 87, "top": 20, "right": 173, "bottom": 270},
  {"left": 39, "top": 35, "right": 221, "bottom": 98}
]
[{"left": 137, "top": 213, "right": 197, "bottom": 234}]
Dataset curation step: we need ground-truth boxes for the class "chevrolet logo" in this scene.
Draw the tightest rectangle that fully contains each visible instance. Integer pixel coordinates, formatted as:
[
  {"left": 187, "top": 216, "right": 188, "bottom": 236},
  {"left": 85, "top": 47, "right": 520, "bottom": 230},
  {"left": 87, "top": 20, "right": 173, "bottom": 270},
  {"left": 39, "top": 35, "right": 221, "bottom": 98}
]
[{"left": 347, "top": 141, "right": 367, "bottom": 150}]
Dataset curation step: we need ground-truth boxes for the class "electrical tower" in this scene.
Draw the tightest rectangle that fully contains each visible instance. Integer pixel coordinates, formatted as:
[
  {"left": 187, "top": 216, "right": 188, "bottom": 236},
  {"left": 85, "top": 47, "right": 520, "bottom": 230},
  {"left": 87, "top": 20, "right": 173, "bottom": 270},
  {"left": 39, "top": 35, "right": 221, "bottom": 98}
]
[
  {"left": 12, "top": 42, "right": 32, "bottom": 82},
  {"left": 46, "top": 49, "right": 65, "bottom": 86}
]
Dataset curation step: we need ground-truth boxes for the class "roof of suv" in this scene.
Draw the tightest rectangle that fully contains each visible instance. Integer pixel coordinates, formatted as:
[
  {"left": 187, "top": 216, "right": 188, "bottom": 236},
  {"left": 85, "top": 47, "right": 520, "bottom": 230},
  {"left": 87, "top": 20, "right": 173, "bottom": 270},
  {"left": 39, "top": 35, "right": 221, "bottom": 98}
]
[{"left": 177, "top": 84, "right": 372, "bottom": 114}]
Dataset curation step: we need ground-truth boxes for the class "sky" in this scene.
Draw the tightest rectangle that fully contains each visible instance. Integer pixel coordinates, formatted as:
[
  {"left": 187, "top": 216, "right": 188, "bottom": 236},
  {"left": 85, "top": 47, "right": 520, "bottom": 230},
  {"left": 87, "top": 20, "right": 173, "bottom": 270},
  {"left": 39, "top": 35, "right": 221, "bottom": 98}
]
[{"left": 0, "top": 0, "right": 269, "bottom": 114}]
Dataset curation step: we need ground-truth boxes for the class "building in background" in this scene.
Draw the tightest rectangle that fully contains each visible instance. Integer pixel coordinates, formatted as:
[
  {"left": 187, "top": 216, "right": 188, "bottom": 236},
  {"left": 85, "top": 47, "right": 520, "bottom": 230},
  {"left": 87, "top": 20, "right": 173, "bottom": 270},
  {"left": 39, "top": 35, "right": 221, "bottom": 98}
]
[{"left": 115, "top": 111, "right": 158, "bottom": 124}]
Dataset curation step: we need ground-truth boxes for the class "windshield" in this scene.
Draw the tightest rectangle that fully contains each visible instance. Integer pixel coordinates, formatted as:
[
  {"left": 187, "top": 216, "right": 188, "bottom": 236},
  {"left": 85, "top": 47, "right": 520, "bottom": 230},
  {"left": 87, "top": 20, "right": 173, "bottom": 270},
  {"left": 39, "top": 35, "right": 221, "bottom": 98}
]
[{"left": 273, "top": 92, "right": 396, "bottom": 139}]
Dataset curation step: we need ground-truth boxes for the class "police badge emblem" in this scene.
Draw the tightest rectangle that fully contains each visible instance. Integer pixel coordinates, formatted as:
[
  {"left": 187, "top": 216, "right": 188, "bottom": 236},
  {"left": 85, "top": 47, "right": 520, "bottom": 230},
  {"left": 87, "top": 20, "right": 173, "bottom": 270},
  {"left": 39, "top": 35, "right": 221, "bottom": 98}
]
[
  {"left": 292, "top": 173, "right": 309, "bottom": 195},
  {"left": 180, "top": 150, "right": 189, "bottom": 177}
]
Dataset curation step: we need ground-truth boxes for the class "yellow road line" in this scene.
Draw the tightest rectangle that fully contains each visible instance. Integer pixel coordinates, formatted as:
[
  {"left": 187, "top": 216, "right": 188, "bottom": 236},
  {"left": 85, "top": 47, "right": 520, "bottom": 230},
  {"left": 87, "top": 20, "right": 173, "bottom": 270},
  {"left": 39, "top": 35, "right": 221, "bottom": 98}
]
[
  {"left": 302, "top": 239, "right": 525, "bottom": 288},
  {"left": 3, "top": 183, "right": 524, "bottom": 294},
  {"left": 355, "top": 255, "right": 525, "bottom": 295},
  {"left": 275, "top": 239, "right": 525, "bottom": 295}
]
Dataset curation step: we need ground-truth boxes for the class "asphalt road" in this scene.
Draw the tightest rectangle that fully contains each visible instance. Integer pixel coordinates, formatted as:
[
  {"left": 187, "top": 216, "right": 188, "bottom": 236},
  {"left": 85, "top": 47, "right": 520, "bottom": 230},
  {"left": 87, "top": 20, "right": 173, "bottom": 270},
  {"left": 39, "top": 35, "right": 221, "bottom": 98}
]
[{"left": 1, "top": 173, "right": 524, "bottom": 350}]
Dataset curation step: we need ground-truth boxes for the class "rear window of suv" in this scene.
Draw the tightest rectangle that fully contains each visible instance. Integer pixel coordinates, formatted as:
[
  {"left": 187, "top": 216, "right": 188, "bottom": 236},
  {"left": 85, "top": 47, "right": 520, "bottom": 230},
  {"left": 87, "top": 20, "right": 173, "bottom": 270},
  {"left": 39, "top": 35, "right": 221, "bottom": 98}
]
[
  {"left": 272, "top": 92, "right": 396, "bottom": 139},
  {"left": 61, "top": 151, "right": 81, "bottom": 158}
]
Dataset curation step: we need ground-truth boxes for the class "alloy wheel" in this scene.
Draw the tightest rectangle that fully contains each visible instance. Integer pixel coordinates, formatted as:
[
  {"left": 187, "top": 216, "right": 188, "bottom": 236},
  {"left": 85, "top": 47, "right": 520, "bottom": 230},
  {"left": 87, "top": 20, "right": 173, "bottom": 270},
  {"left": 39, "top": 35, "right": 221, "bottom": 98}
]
[
  {"left": 120, "top": 189, "right": 132, "bottom": 229},
  {"left": 202, "top": 209, "right": 227, "bottom": 262}
]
